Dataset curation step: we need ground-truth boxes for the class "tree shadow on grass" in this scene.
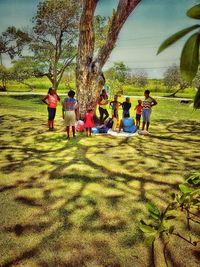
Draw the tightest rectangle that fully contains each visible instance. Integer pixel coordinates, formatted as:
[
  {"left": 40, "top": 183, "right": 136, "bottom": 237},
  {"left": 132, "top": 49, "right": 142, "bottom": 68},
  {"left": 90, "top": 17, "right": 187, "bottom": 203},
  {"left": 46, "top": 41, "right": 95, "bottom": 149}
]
[{"left": 0, "top": 114, "right": 200, "bottom": 266}]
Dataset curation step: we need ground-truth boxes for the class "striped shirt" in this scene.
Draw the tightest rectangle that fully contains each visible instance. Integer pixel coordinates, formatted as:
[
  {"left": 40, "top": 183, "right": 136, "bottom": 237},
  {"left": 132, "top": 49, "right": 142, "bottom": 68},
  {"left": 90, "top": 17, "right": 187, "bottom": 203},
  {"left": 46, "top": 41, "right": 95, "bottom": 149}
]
[
  {"left": 142, "top": 97, "right": 154, "bottom": 110},
  {"left": 62, "top": 98, "right": 77, "bottom": 111}
]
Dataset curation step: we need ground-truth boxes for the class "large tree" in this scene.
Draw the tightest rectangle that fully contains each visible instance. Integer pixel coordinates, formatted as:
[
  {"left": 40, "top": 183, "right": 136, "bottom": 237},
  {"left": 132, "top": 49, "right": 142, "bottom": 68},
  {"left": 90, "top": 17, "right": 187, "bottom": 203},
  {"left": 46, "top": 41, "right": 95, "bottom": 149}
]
[{"left": 76, "top": 0, "right": 141, "bottom": 118}]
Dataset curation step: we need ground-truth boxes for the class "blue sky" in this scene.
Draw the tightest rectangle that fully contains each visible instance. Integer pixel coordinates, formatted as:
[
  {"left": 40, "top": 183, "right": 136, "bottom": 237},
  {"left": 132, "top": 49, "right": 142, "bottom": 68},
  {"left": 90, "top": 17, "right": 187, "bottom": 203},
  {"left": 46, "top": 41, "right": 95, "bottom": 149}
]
[{"left": 0, "top": 0, "right": 199, "bottom": 78}]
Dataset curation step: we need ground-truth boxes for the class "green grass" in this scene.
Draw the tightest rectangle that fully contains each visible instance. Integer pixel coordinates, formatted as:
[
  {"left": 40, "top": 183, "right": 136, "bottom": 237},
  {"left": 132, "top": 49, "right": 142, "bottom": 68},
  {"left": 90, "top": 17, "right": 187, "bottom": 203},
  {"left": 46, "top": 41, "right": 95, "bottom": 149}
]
[
  {"left": 4, "top": 77, "right": 198, "bottom": 98},
  {"left": 0, "top": 95, "right": 200, "bottom": 266}
]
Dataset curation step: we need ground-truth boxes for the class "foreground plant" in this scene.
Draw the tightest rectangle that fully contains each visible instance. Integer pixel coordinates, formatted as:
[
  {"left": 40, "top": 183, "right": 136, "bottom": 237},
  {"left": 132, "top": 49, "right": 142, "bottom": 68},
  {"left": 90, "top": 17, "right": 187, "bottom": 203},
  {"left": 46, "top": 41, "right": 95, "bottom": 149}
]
[{"left": 140, "top": 172, "right": 200, "bottom": 266}]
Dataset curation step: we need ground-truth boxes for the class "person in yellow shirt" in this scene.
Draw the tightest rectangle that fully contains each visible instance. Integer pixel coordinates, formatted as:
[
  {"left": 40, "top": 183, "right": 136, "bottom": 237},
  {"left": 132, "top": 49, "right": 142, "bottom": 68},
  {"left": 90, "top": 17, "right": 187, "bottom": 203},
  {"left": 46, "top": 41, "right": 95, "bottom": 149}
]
[{"left": 98, "top": 89, "right": 109, "bottom": 124}]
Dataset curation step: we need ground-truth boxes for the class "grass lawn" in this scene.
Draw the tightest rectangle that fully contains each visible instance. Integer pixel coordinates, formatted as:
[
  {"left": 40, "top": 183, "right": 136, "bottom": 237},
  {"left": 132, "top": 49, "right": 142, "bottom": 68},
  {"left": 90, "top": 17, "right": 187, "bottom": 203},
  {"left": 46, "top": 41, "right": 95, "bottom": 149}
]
[{"left": 0, "top": 95, "right": 200, "bottom": 267}]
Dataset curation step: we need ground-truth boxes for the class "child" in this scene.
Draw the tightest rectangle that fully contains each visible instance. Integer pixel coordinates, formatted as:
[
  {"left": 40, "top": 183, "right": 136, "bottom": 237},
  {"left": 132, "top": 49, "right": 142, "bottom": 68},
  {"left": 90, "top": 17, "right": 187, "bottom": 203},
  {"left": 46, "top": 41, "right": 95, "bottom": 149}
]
[
  {"left": 42, "top": 87, "right": 60, "bottom": 130},
  {"left": 110, "top": 95, "right": 121, "bottom": 120},
  {"left": 134, "top": 100, "right": 142, "bottom": 129},
  {"left": 84, "top": 108, "right": 94, "bottom": 137},
  {"left": 122, "top": 97, "right": 131, "bottom": 118},
  {"left": 62, "top": 90, "right": 78, "bottom": 139}
]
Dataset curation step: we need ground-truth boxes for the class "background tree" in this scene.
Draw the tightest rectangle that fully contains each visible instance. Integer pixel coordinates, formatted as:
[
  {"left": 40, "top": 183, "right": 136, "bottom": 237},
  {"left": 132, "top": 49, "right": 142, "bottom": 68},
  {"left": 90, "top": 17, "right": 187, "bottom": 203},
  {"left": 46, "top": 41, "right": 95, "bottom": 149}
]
[
  {"left": 104, "top": 61, "right": 130, "bottom": 83},
  {"left": 157, "top": 3, "right": 200, "bottom": 108},
  {"left": 10, "top": 57, "right": 39, "bottom": 91},
  {"left": 0, "top": 65, "right": 11, "bottom": 91},
  {"left": 163, "top": 65, "right": 191, "bottom": 97},
  {"left": 132, "top": 70, "right": 148, "bottom": 87},
  {"left": 28, "top": 0, "right": 81, "bottom": 90},
  {"left": 76, "top": 0, "right": 141, "bottom": 118},
  {"left": 0, "top": 26, "right": 31, "bottom": 64}
]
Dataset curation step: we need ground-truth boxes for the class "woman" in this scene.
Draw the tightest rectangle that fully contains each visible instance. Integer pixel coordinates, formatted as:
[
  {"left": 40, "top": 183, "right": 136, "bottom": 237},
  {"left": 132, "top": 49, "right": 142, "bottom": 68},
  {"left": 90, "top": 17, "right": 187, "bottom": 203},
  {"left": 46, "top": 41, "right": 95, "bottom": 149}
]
[
  {"left": 98, "top": 89, "right": 109, "bottom": 124},
  {"left": 42, "top": 87, "right": 60, "bottom": 130},
  {"left": 62, "top": 90, "right": 78, "bottom": 139}
]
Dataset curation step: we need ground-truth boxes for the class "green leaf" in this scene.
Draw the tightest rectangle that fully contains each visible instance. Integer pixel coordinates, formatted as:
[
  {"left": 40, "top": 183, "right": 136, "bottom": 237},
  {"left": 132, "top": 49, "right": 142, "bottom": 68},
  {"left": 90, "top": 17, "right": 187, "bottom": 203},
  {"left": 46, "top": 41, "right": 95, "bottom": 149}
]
[
  {"left": 144, "top": 235, "right": 156, "bottom": 246},
  {"left": 157, "top": 25, "right": 200, "bottom": 54},
  {"left": 180, "top": 32, "right": 200, "bottom": 81},
  {"left": 139, "top": 224, "right": 156, "bottom": 234},
  {"left": 169, "top": 192, "right": 176, "bottom": 200},
  {"left": 194, "top": 88, "right": 200, "bottom": 109},
  {"left": 169, "top": 225, "right": 175, "bottom": 234},
  {"left": 187, "top": 4, "right": 200, "bottom": 19},
  {"left": 179, "top": 184, "right": 194, "bottom": 193},
  {"left": 146, "top": 202, "right": 160, "bottom": 216},
  {"left": 186, "top": 173, "right": 200, "bottom": 185}
]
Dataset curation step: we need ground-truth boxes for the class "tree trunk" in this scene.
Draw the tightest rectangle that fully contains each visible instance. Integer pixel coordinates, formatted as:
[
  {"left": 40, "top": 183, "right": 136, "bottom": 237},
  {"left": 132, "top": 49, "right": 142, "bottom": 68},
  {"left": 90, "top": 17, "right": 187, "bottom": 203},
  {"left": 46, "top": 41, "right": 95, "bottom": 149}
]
[{"left": 76, "top": 0, "right": 141, "bottom": 119}]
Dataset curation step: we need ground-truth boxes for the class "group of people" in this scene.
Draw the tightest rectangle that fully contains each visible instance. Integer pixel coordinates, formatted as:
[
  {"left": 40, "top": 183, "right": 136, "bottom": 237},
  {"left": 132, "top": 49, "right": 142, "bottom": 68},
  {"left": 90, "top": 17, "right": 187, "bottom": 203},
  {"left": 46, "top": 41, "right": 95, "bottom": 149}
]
[
  {"left": 42, "top": 87, "right": 157, "bottom": 138},
  {"left": 97, "top": 88, "right": 157, "bottom": 133}
]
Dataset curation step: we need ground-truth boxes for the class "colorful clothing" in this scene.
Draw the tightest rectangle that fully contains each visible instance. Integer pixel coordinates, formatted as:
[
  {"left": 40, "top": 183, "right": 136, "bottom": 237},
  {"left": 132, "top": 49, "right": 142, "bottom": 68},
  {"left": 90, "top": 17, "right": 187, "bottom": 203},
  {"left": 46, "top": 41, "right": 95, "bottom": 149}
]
[
  {"left": 47, "top": 94, "right": 58, "bottom": 108},
  {"left": 142, "top": 109, "right": 151, "bottom": 123},
  {"left": 84, "top": 112, "right": 94, "bottom": 128},
  {"left": 63, "top": 98, "right": 77, "bottom": 127},
  {"left": 142, "top": 97, "right": 154, "bottom": 110},
  {"left": 122, "top": 102, "right": 131, "bottom": 117},
  {"left": 135, "top": 104, "right": 142, "bottom": 115},
  {"left": 64, "top": 110, "right": 76, "bottom": 126},
  {"left": 99, "top": 98, "right": 108, "bottom": 109},
  {"left": 48, "top": 107, "right": 56, "bottom": 120},
  {"left": 62, "top": 98, "right": 77, "bottom": 111}
]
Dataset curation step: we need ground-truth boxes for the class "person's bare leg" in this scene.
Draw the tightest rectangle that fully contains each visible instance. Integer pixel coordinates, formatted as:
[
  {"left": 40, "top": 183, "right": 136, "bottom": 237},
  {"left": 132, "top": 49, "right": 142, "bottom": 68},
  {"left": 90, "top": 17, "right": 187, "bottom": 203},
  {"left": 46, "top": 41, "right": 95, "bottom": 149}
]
[
  {"left": 48, "top": 120, "right": 51, "bottom": 129},
  {"left": 146, "top": 122, "right": 150, "bottom": 131},
  {"left": 72, "top": 126, "right": 76, "bottom": 137},
  {"left": 142, "top": 121, "right": 145, "bottom": 131},
  {"left": 89, "top": 128, "right": 92, "bottom": 137},
  {"left": 136, "top": 119, "right": 139, "bottom": 129},
  {"left": 118, "top": 120, "right": 122, "bottom": 132},
  {"left": 66, "top": 126, "right": 70, "bottom": 138}
]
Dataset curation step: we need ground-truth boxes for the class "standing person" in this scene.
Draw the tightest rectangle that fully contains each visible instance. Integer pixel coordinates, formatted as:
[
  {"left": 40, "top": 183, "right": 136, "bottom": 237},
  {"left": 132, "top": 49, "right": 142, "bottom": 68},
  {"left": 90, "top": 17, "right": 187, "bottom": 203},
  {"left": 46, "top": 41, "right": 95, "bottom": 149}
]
[
  {"left": 142, "top": 90, "right": 157, "bottom": 133},
  {"left": 98, "top": 89, "right": 109, "bottom": 124},
  {"left": 62, "top": 90, "right": 78, "bottom": 139},
  {"left": 84, "top": 107, "right": 94, "bottom": 137},
  {"left": 110, "top": 95, "right": 121, "bottom": 120},
  {"left": 134, "top": 99, "right": 142, "bottom": 129},
  {"left": 122, "top": 97, "right": 131, "bottom": 118},
  {"left": 42, "top": 87, "right": 60, "bottom": 130}
]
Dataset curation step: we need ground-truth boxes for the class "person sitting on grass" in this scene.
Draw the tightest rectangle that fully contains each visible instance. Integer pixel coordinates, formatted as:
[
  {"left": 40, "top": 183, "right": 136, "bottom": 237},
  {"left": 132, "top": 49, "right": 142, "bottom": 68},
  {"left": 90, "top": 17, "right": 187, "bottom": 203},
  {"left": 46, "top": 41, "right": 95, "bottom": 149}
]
[
  {"left": 84, "top": 107, "right": 94, "bottom": 137},
  {"left": 62, "top": 90, "right": 78, "bottom": 139},
  {"left": 134, "top": 99, "right": 142, "bottom": 129},
  {"left": 42, "top": 87, "right": 60, "bottom": 131},
  {"left": 141, "top": 90, "right": 157, "bottom": 133},
  {"left": 118, "top": 114, "right": 137, "bottom": 133},
  {"left": 122, "top": 97, "right": 131, "bottom": 118}
]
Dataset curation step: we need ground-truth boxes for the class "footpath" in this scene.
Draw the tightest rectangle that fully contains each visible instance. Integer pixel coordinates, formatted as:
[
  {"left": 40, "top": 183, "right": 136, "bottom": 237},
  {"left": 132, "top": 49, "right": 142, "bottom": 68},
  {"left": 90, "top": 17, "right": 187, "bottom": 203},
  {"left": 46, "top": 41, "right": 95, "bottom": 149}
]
[{"left": 0, "top": 91, "right": 192, "bottom": 101}]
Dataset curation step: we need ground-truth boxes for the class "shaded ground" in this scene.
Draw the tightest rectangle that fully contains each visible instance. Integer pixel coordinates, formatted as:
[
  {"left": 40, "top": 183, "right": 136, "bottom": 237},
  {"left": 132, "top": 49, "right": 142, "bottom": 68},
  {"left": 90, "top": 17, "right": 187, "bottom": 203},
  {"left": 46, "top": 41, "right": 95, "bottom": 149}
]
[{"left": 0, "top": 97, "right": 200, "bottom": 267}]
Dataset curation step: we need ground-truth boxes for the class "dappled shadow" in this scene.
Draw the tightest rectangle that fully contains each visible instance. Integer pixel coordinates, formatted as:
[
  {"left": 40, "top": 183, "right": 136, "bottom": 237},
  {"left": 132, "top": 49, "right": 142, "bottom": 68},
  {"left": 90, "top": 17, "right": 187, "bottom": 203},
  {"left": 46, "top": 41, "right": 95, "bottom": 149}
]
[{"left": 0, "top": 113, "right": 200, "bottom": 267}]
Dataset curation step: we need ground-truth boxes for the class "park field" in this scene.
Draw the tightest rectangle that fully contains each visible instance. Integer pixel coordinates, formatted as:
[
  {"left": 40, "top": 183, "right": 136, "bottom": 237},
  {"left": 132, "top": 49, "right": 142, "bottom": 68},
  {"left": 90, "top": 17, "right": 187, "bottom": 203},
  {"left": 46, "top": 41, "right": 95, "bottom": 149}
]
[
  {"left": 0, "top": 95, "right": 200, "bottom": 267},
  {"left": 4, "top": 76, "right": 198, "bottom": 99}
]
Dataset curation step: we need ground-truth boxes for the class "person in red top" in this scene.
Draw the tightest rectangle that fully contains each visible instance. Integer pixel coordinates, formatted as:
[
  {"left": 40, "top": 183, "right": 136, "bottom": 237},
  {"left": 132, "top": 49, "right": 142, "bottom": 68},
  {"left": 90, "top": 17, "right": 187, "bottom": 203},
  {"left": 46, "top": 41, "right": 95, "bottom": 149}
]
[
  {"left": 42, "top": 87, "right": 60, "bottom": 130},
  {"left": 84, "top": 107, "right": 94, "bottom": 137},
  {"left": 134, "top": 99, "right": 142, "bottom": 129}
]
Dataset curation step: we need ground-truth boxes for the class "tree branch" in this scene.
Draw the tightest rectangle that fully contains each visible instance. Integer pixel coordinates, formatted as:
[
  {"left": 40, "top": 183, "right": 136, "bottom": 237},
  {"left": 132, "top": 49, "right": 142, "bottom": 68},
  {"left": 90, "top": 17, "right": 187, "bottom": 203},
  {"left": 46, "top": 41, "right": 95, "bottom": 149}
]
[
  {"left": 77, "top": 0, "right": 99, "bottom": 66},
  {"left": 96, "top": 0, "right": 141, "bottom": 69}
]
